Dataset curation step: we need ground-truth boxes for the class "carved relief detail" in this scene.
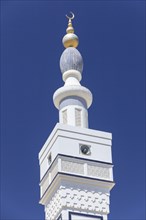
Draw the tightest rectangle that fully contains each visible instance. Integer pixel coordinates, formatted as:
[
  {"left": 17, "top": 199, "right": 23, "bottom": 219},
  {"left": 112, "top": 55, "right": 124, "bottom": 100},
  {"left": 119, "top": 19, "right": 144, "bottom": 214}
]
[
  {"left": 61, "top": 160, "right": 84, "bottom": 174},
  {"left": 45, "top": 186, "right": 110, "bottom": 220},
  {"left": 87, "top": 165, "right": 110, "bottom": 180}
]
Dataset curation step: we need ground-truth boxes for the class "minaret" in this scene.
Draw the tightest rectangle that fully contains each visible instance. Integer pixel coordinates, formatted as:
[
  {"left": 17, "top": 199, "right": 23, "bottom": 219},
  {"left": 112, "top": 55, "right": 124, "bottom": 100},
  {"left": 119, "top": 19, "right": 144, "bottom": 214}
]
[{"left": 39, "top": 12, "right": 115, "bottom": 220}]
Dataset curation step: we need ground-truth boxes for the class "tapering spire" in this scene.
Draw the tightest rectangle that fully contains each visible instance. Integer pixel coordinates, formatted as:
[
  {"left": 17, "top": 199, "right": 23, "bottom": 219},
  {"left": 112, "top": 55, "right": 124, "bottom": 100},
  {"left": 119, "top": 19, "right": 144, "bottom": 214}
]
[
  {"left": 62, "top": 12, "right": 79, "bottom": 48},
  {"left": 53, "top": 13, "right": 92, "bottom": 128},
  {"left": 66, "top": 12, "right": 75, "bottom": 34}
]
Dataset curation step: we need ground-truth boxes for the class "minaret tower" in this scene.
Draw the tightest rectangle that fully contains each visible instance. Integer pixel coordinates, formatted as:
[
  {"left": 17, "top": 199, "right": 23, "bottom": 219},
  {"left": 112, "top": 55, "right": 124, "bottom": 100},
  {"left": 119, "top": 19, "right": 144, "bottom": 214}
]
[{"left": 39, "top": 12, "right": 115, "bottom": 220}]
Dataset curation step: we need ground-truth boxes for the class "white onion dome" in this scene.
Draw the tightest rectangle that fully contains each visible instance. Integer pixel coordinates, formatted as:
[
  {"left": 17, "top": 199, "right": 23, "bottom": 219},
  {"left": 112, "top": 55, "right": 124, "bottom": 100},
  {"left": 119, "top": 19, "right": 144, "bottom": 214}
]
[{"left": 60, "top": 47, "right": 83, "bottom": 74}]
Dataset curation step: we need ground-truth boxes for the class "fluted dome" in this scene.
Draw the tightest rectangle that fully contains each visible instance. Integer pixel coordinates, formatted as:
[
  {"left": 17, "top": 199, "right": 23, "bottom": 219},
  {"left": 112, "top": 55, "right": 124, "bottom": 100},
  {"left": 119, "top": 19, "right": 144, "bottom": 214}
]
[{"left": 60, "top": 47, "right": 83, "bottom": 74}]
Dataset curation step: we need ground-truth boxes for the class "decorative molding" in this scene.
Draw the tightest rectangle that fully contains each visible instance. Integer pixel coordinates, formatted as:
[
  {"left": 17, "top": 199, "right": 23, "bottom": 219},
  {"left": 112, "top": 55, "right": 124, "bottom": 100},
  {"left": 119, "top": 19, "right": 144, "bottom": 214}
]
[
  {"left": 45, "top": 186, "right": 110, "bottom": 220},
  {"left": 40, "top": 154, "right": 113, "bottom": 184},
  {"left": 39, "top": 123, "right": 112, "bottom": 166},
  {"left": 40, "top": 154, "right": 113, "bottom": 198}
]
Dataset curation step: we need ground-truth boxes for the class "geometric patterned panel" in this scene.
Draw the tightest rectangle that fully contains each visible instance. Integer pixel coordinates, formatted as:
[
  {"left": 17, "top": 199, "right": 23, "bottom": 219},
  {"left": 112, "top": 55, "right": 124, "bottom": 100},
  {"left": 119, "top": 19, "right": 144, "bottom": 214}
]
[
  {"left": 62, "top": 110, "right": 67, "bottom": 124},
  {"left": 41, "top": 156, "right": 113, "bottom": 199},
  {"left": 87, "top": 165, "right": 110, "bottom": 180},
  {"left": 75, "top": 108, "right": 81, "bottom": 127},
  {"left": 61, "top": 160, "right": 84, "bottom": 175},
  {"left": 45, "top": 186, "right": 110, "bottom": 220}
]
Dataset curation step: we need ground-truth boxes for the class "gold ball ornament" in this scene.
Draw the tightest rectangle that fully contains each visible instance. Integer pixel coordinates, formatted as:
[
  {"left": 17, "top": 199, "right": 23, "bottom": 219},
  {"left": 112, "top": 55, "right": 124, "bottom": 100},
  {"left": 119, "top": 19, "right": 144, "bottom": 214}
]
[{"left": 62, "top": 33, "right": 79, "bottom": 48}]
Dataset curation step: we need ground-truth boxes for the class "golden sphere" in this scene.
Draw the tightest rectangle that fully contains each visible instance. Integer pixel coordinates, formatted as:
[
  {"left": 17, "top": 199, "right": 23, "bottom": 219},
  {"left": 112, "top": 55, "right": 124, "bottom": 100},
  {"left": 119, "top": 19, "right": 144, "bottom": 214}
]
[
  {"left": 66, "top": 26, "right": 74, "bottom": 33},
  {"left": 62, "top": 33, "right": 79, "bottom": 48}
]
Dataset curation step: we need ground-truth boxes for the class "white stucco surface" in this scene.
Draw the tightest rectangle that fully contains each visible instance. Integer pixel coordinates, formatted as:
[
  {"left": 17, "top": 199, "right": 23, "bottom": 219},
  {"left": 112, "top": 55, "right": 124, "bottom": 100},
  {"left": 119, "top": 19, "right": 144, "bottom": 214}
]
[{"left": 39, "top": 123, "right": 112, "bottom": 180}]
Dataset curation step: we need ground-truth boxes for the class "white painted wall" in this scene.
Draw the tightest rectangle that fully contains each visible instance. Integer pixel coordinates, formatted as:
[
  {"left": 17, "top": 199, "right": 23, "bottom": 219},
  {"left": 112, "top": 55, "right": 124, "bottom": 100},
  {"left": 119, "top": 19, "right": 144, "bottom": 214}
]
[{"left": 39, "top": 123, "right": 112, "bottom": 180}]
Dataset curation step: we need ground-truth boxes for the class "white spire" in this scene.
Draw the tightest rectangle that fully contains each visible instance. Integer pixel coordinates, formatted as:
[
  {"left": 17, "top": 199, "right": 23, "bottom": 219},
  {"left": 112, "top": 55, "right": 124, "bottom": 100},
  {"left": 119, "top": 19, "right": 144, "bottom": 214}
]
[{"left": 53, "top": 13, "right": 93, "bottom": 128}]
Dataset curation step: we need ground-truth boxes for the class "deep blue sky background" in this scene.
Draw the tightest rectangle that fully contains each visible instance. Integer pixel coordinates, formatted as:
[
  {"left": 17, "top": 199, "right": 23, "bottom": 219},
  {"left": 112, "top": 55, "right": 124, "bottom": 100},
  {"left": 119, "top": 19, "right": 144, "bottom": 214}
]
[{"left": 1, "top": 1, "right": 145, "bottom": 220}]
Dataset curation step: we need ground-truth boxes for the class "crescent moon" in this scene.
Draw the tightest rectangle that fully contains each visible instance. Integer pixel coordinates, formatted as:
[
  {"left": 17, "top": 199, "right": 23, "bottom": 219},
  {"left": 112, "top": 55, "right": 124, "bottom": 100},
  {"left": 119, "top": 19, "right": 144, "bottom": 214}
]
[{"left": 66, "top": 11, "right": 75, "bottom": 20}]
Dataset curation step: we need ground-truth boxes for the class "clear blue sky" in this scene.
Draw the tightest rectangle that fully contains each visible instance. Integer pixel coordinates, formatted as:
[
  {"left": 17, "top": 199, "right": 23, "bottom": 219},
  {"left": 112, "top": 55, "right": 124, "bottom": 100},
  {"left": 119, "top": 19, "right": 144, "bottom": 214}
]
[{"left": 1, "top": 1, "right": 145, "bottom": 220}]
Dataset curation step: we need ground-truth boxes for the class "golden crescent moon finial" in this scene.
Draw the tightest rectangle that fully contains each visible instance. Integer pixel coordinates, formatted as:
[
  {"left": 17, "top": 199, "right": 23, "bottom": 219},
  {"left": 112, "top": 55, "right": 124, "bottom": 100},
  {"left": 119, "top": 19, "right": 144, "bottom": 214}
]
[
  {"left": 66, "top": 12, "right": 75, "bottom": 20},
  {"left": 63, "top": 11, "right": 79, "bottom": 48}
]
